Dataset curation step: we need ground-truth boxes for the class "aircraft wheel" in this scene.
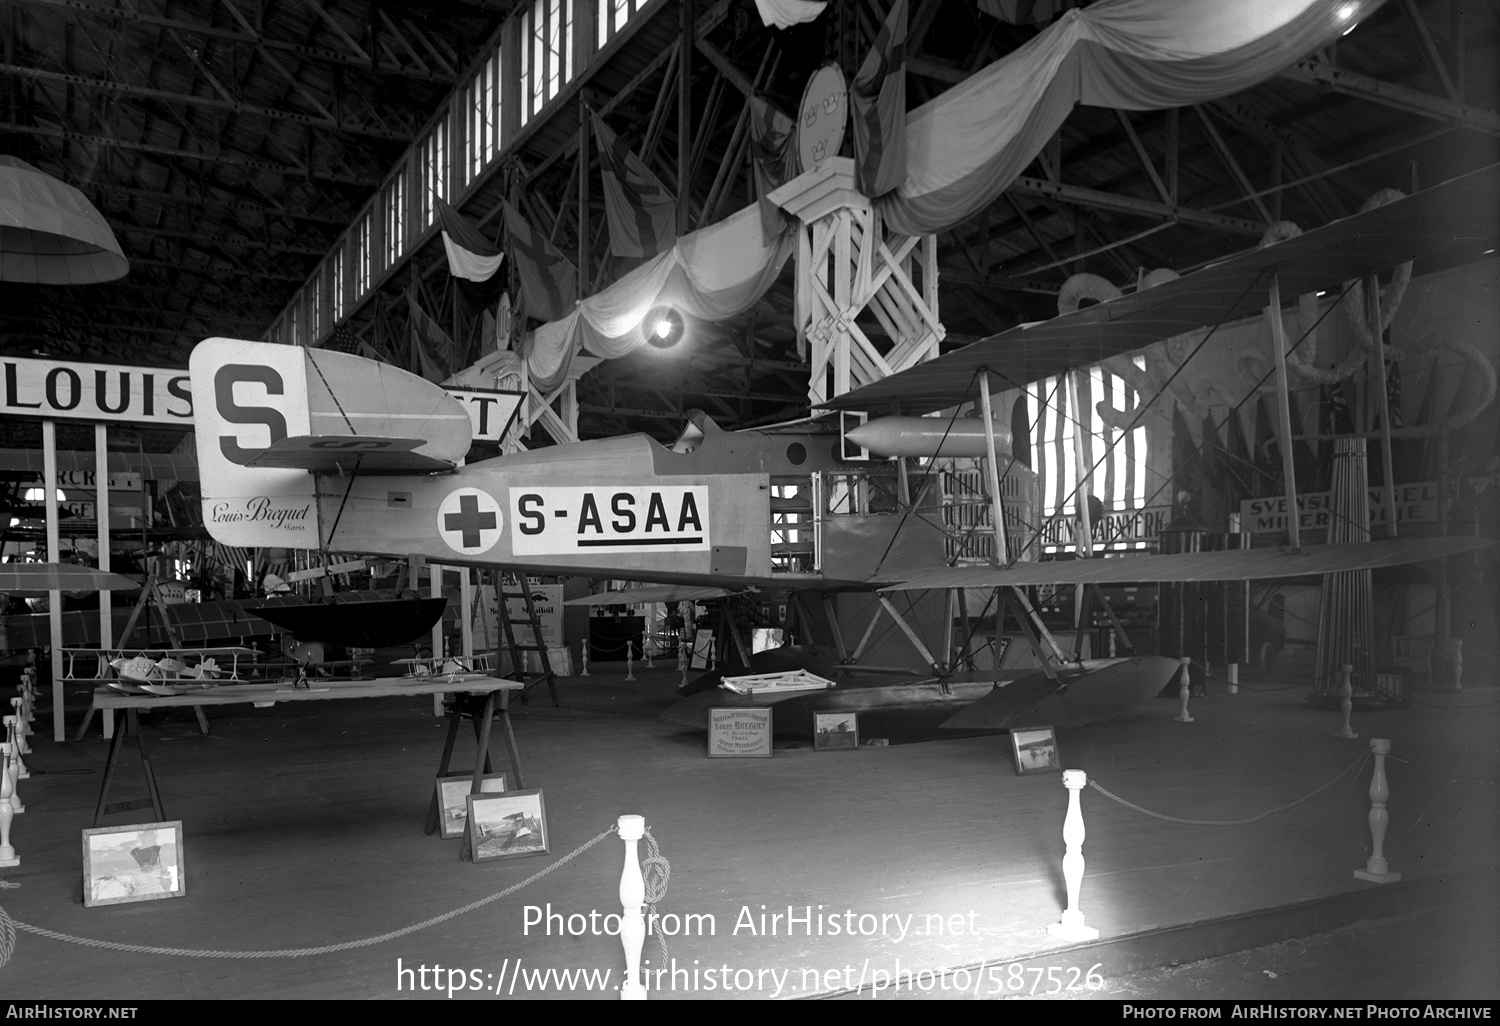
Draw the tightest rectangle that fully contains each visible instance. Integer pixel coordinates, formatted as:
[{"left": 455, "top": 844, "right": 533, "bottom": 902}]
[{"left": 1259, "top": 641, "right": 1276, "bottom": 675}]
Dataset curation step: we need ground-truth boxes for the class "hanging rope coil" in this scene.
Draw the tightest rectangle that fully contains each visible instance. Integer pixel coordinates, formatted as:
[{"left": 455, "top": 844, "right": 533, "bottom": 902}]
[
  {"left": 1087, "top": 751, "right": 1367, "bottom": 826},
  {"left": 0, "top": 824, "right": 623, "bottom": 966},
  {"left": 642, "top": 827, "right": 672, "bottom": 969}
]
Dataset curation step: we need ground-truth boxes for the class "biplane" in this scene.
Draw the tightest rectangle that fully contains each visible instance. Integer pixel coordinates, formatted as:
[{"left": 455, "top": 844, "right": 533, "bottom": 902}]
[{"left": 190, "top": 164, "right": 1497, "bottom": 734}]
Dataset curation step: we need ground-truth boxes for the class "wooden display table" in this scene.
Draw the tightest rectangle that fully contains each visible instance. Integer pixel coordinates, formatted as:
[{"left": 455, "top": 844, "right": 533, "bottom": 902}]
[{"left": 81, "top": 675, "right": 526, "bottom": 829}]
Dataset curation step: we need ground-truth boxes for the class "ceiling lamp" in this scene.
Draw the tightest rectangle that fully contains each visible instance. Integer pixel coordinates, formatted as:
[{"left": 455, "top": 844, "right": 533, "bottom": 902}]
[
  {"left": 644, "top": 306, "right": 685, "bottom": 349},
  {"left": 0, "top": 156, "right": 129, "bottom": 284}
]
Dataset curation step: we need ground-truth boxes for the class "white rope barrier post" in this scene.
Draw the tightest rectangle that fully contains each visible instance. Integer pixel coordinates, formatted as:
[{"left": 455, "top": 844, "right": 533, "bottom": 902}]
[
  {"left": 644, "top": 634, "right": 654, "bottom": 669},
  {"left": 625, "top": 642, "right": 636, "bottom": 682},
  {"left": 1354, "top": 738, "right": 1401, "bottom": 883},
  {"left": 0, "top": 747, "right": 17, "bottom": 868},
  {"left": 4, "top": 718, "right": 26, "bottom": 780},
  {"left": 678, "top": 638, "right": 688, "bottom": 687},
  {"left": 1174, "top": 656, "right": 1194, "bottom": 723},
  {"left": 617, "top": 814, "right": 648, "bottom": 1000},
  {"left": 1047, "top": 770, "right": 1099, "bottom": 942},
  {"left": 1443, "top": 638, "right": 1463, "bottom": 691},
  {"left": 580, "top": 642, "right": 590, "bottom": 677},
  {"left": 1, "top": 743, "right": 19, "bottom": 815},
  {"left": 1334, "top": 663, "right": 1359, "bottom": 739},
  {"left": 11, "top": 700, "right": 31, "bottom": 749}
]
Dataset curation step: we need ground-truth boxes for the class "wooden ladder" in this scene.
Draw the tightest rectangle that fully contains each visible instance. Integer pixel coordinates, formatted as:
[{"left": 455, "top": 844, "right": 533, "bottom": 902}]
[{"left": 494, "top": 574, "right": 558, "bottom": 707}]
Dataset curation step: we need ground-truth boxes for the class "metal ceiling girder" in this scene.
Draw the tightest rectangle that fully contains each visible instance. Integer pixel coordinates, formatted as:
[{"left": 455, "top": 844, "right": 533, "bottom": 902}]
[
  {"left": 1009, "top": 175, "right": 1268, "bottom": 236},
  {"left": 1278, "top": 59, "right": 1500, "bottom": 136},
  {"left": 1189, "top": 104, "right": 1274, "bottom": 224},
  {"left": 1396, "top": 0, "right": 1459, "bottom": 102},
  {"left": 1205, "top": 98, "right": 1351, "bottom": 221},
  {"left": 2, "top": 122, "right": 378, "bottom": 186},
  {"left": 0, "top": 60, "right": 410, "bottom": 140},
  {"left": 117, "top": 222, "right": 329, "bottom": 257},
  {"left": 14, "top": 0, "right": 458, "bottom": 82}
]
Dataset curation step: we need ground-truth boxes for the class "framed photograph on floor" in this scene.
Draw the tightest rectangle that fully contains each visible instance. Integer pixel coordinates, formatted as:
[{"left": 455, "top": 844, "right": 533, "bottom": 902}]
[
  {"left": 1010, "top": 727, "right": 1060, "bottom": 776},
  {"left": 82, "top": 821, "right": 186, "bottom": 907},
  {"left": 466, "top": 789, "right": 549, "bottom": 862},
  {"left": 813, "top": 711, "right": 859, "bottom": 751},
  {"left": 434, "top": 773, "right": 507, "bottom": 839}
]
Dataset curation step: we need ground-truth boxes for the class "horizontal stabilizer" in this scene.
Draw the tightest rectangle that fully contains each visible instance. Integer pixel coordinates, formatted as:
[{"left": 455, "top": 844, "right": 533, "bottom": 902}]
[
  {"left": 881, "top": 537, "right": 1494, "bottom": 591},
  {"left": 242, "top": 436, "right": 457, "bottom": 474}
]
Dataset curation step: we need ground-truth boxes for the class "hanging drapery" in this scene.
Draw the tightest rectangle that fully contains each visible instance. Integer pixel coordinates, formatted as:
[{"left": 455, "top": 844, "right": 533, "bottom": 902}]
[
  {"left": 749, "top": 96, "right": 799, "bottom": 237},
  {"left": 880, "top": 0, "right": 1371, "bottom": 236},
  {"left": 524, "top": 202, "right": 795, "bottom": 392},
  {"left": 850, "top": 0, "right": 909, "bottom": 198},
  {"left": 516, "top": 0, "right": 1366, "bottom": 388},
  {"left": 751, "top": 0, "right": 828, "bottom": 30},
  {"left": 978, "top": 0, "right": 1085, "bottom": 24},
  {"left": 591, "top": 112, "right": 678, "bottom": 261}
]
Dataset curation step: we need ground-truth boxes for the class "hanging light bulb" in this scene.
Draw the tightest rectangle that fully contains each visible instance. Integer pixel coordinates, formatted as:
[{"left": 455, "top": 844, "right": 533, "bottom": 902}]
[{"left": 643, "top": 306, "right": 684, "bottom": 349}]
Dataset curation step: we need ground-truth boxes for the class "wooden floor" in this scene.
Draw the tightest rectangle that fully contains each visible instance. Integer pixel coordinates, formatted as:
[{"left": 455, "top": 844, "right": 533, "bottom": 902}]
[{"left": 1, "top": 662, "right": 1496, "bottom": 1000}]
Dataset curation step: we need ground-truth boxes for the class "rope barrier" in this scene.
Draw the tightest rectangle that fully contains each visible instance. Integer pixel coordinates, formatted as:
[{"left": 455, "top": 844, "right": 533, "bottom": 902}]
[
  {"left": 1087, "top": 751, "right": 1368, "bottom": 826},
  {"left": 0, "top": 824, "right": 621, "bottom": 967},
  {"left": 1388, "top": 749, "right": 1498, "bottom": 783},
  {"left": 641, "top": 827, "right": 671, "bottom": 970}
]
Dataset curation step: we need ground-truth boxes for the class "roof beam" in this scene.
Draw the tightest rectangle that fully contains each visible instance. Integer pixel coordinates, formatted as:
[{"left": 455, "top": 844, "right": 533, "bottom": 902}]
[
  {"left": 1009, "top": 176, "right": 1267, "bottom": 236},
  {"left": 1397, "top": 0, "right": 1459, "bottom": 102},
  {"left": 12, "top": 0, "right": 458, "bottom": 83},
  {"left": 1, "top": 122, "right": 379, "bottom": 186},
  {"left": 0, "top": 61, "right": 410, "bottom": 140},
  {"left": 1278, "top": 58, "right": 1500, "bottom": 136}
]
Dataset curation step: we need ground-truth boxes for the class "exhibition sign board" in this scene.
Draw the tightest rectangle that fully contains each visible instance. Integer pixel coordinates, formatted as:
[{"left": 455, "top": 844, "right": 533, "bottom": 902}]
[
  {"left": 1, "top": 356, "right": 193, "bottom": 425},
  {"left": 1038, "top": 505, "right": 1172, "bottom": 549},
  {"left": 708, "top": 708, "right": 772, "bottom": 758},
  {"left": 443, "top": 387, "right": 524, "bottom": 443},
  {"left": 1239, "top": 482, "right": 1441, "bottom": 534}
]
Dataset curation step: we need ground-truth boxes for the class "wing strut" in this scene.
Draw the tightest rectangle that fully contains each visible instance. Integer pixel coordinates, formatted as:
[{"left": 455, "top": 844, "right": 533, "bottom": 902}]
[
  {"left": 1366, "top": 272, "right": 1401, "bottom": 537},
  {"left": 1265, "top": 270, "right": 1303, "bottom": 550},
  {"left": 977, "top": 370, "right": 1011, "bottom": 563}
]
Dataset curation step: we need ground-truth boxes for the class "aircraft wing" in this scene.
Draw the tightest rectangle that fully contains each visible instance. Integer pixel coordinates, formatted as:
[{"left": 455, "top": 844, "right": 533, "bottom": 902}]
[
  {"left": 876, "top": 536, "right": 1492, "bottom": 591},
  {"left": 822, "top": 163, "right": 1499, "bottom": 415},
  {"left": 242, "top": 435, "right": 457, "bottom": 473},
  {"left": 0, "top": 563, "right": 141, "bottom": 595},
  {"left": 564, "top": 585, "right": 740, "bottom": 607}
]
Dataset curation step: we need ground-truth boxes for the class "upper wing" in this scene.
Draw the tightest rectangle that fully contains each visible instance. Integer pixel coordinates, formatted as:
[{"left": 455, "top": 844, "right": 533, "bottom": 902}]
[
  {"left": 565, "top": 584, "right": 741, "bottom": 606},
  {"left": 876, "top": 537, "right": 1492, "bottom": 591},
  {"left": 822, "top": 164, "right": 1499, "bottom": 415}
]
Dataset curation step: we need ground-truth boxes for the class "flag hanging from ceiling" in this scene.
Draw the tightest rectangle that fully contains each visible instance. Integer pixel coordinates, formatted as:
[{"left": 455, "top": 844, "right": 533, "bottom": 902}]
[
  {"left": 749, "top": 96, "right": 798, "bottom": 238},
  {"left": 850, "top": 0, "right": 908, "bottom": 199},
  {"left": 436, "top": 198, "right": 506, "bottom": 323},
  {"left": 326, "top": 322, "right": 361, "bottom": 354},
  {"left": 502, "top": 198, "right": 578, "bottom": 323},
  {"left": 407, "top": 286, "right": 457, "bottom": 384},
  {"left": 591, "top": 112, "right": 677, "bottom": 261}
]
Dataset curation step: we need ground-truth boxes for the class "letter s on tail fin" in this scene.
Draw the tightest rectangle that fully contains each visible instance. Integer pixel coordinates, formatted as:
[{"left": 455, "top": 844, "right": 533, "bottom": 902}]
[
  {"left": 190, "top": 338, "right": 474, "bottom": 550},
  {"left": 191, "top": 339, "right": 319, "bottom": 548}
]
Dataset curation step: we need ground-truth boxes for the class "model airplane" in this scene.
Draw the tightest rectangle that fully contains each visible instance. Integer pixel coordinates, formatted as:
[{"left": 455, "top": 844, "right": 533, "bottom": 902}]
[{"left": 190, "top": 165, "right": 1498, "bottom": 735}]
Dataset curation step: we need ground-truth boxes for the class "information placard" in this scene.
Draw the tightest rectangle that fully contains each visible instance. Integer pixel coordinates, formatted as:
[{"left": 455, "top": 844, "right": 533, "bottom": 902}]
[{"left": 708, "top": 708, "right": 772, "bottom": 758}]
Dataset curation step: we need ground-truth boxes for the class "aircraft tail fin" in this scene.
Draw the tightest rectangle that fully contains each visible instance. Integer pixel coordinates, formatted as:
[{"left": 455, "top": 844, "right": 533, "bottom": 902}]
[{"left": 189, "top": 337, "right": 471, "bottom": 548}]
